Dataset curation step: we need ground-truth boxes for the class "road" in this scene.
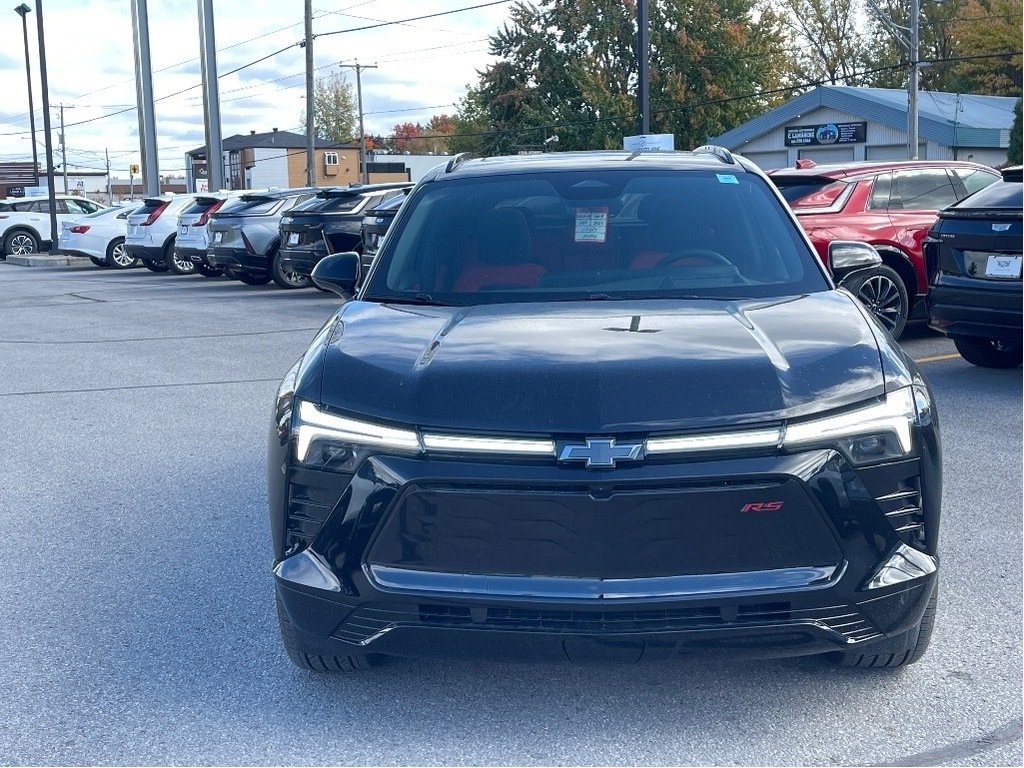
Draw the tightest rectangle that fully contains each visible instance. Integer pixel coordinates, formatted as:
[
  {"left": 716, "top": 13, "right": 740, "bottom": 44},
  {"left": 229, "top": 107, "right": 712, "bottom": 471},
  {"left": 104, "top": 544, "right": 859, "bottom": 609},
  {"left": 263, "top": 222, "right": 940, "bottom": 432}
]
[{"left": 0, "top": 264, "right": 1020, "bottom": 766}]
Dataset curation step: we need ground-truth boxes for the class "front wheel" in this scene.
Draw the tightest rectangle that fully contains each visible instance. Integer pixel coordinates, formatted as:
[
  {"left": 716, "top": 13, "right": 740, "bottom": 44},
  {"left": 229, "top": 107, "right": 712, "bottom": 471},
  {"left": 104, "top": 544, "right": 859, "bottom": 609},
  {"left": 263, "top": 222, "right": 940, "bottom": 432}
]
[
  {"left": 953, "top": 336, "right": 1023, "bottom": 368},
  {"left": 4, "top": 230, "right": 39, "bottom": 257},
  {"left": 271, "top": 249, "right": 312, "bottom": 289},
  {"left": 276, "top": 593, "right": 380, "bottom": 672},
  {"left": 848, "top": 265, "right": 909, "bottom": 339},
  {"left": 106, "top": 238, "right": 137, "bottom": 269}
]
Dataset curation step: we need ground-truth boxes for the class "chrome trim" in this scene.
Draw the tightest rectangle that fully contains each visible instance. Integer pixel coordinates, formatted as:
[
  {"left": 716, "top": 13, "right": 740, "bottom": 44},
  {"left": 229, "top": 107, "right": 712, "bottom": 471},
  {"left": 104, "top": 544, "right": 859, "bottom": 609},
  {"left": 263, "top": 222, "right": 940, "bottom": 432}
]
[
  {"left": 274, "top": 550, "right": 342, "bottom": 593},
  {"left": 646, "top": 427, "right": 782, "bottom": 455},
  {"left": 368, "top": 563, "right": 840, "bottom": 600},
  {"left": 866, "top": 543, "right": 937, "bottom": 589}
]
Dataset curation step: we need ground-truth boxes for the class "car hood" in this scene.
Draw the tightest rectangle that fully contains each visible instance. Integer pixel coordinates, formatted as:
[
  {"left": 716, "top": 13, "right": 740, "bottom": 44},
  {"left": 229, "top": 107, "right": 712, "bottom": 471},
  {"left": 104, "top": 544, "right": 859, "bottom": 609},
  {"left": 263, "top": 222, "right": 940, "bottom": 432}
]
[{"left": 307, "top": 291, "right": 885, "bottom": 434}]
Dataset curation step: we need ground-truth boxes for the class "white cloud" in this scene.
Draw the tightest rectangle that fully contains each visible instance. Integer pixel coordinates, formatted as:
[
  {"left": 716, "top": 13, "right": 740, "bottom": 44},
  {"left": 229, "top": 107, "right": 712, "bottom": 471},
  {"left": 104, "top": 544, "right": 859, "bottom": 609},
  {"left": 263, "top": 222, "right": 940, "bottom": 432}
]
[{"left": 0, "top": 0, "right": 507, "bottom": 176}]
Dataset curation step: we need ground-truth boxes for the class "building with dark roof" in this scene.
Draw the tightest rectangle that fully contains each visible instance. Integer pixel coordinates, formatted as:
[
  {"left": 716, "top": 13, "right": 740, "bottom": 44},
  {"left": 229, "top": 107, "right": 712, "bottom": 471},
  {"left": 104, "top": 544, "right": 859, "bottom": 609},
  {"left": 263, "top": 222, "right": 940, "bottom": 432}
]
[
  {"left": 185, "top": 129, "right": 408, "bottom": 191},
  {"left": 711, "top": 86, "right": 1017, "bottom": 170}
]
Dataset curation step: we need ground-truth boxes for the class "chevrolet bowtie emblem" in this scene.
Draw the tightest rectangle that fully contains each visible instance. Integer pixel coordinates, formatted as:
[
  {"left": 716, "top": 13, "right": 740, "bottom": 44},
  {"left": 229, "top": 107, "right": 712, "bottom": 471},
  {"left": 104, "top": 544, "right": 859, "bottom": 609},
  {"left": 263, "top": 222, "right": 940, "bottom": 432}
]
[{"left": 558, "top": 438, "right": 643, "bottom": 469}]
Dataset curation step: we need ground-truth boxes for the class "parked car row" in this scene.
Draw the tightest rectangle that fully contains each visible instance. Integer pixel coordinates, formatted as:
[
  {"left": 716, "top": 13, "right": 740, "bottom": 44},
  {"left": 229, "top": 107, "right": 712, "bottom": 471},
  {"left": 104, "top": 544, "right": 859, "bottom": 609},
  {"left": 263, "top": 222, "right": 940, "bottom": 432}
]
[
  {"left": 769, "top": 159, "right": 1002, "bottom": 339},
  {"left": 0, "top": 194, "right": 107, "bottom": 257}
]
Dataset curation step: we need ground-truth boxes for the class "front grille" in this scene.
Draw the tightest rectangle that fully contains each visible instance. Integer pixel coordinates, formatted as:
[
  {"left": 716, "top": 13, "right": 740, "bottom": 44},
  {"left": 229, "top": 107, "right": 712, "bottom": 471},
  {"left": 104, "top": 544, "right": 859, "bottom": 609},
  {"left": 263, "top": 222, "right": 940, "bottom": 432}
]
[
  {"left": 331, "top": 601, "right": 881, "bottom": 645},
  {"left": 284, "top": 467, "right": 351, "bottom": 555}
]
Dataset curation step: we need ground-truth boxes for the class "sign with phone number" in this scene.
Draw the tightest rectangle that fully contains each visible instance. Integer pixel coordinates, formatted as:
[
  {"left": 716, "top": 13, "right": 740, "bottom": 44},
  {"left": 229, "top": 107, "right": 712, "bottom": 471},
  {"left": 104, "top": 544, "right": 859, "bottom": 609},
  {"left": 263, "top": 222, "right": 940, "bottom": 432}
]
[{"left": 784, "top": 122, "right": 866, "bottom": 147}]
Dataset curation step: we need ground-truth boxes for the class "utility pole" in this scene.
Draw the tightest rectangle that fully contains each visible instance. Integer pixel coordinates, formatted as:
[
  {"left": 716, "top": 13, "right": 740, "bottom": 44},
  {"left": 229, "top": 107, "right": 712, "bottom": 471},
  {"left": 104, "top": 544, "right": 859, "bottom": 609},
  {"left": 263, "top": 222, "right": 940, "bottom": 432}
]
[
  {"left": 14, "top": 5, "right": 38, "bottom": 185},
  {"left": 34, "top": 0, "right": 57, "bottom": 246},
  {"left": 908, "top": 0, "right": 920, "bottom": 160},
  {"left": 59, "top": 103, "right": 67, "bottom": 194},
  {"left": 304, "top": 0, "right": 315, "bottom": 187},
  {"left": 637, "top": 0, "right": 650, "bottom": 135},
  {"left": 197, "top": 0, "right": 224, "bottom": 190},
  {"left": 340, "top": 62, "right": 377, "bottom": 184},
  {"left": 105, "top": 148, "right": 112, "bottom": 205},
  {"left": 131, "top": 0, "right": 160, "bottom": 196}
]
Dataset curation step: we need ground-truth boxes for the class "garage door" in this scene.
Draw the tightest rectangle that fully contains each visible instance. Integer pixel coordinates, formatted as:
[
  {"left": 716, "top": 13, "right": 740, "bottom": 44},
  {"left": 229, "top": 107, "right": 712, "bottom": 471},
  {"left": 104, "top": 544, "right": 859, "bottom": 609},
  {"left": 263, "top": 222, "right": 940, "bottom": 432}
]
[
  {"left": 798, "top": 147, "right": 855, "bottom": 164},
  {"left": 741, "top": 151, "right": 789, "bottom": 170},
  {"left": 867, "top": 144, "right": 927, "bottom": 161}
]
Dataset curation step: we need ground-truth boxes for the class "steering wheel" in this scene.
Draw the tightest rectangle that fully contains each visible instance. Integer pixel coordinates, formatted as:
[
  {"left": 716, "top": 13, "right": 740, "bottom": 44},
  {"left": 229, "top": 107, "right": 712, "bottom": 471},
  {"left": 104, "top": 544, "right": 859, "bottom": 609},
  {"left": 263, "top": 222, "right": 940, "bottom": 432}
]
[{"left": 656, "top": 249, "right": 734, "bottom": 269}]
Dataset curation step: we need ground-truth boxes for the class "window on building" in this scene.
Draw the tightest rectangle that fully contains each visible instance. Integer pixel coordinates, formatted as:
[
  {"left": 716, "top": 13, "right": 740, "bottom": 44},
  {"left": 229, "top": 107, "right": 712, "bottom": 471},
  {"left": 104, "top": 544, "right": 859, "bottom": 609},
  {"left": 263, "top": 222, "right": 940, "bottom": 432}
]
[{"left": 324, "top": 152, "right": 339, "bottom": 165}]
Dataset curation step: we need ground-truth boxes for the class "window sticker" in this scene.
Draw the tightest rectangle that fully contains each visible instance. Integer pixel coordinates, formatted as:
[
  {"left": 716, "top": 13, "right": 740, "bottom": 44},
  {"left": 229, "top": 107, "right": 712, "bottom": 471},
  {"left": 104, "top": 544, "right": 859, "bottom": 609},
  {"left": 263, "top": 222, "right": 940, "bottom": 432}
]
[
  {"left": 717, "top": 174, "right": 739, "bottom": 184},
  {"left": 575, "top": 207, "right": 608, "bottom": 243}
]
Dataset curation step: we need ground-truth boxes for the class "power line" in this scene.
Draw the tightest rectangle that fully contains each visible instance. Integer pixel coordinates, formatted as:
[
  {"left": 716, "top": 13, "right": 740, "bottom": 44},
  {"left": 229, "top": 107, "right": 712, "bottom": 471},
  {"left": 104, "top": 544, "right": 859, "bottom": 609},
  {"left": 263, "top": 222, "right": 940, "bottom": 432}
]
[{"left": 315, "top": 0, "right": 515, "bottom": 38}]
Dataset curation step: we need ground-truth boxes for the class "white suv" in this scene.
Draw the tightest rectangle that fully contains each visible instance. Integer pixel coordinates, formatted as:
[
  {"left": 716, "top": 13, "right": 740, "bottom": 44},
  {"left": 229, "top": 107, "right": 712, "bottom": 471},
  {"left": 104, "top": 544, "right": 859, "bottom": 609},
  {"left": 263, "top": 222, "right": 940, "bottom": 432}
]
[
  {"left": 125, "top": 194, "right": 198, "bottom": 273},
  {"left": 0, "top": 195, "right": 106, "bottom": 257}
]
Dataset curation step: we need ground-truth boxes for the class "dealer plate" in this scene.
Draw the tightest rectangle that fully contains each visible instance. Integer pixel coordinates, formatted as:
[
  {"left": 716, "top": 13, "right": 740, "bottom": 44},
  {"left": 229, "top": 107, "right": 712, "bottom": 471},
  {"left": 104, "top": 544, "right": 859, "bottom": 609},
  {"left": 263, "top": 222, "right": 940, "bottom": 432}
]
[
  {"left": 985, "top": 254, "right": 1022, "bottom": 279},
  {"left": 213, "top": 231, "right": 223, "bottom": 244},
  {"left": 288, "top": 232, "right": 300, "bottom": 246}
]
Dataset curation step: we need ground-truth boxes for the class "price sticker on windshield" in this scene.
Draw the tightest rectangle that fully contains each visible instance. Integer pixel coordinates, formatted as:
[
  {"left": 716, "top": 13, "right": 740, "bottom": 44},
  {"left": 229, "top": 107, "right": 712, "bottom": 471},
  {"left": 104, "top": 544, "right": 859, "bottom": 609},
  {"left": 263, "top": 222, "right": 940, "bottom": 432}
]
[{"left": 575, "top": 207, "right": 608, "bottom": 243}]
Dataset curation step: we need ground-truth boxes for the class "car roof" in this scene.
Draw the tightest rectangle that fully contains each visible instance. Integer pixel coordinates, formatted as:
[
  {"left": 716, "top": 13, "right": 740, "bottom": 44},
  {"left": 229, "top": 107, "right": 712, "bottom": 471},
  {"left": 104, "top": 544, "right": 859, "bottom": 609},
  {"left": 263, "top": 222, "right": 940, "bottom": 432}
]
[
  {"left": 768, "top": 160, "right": 995, "bottom": 179},
  {"left": 427, "top": 150, "right": 754, "bottom": 182},
  {"left": 317, "top": 182, "right": 413, "bottom": 198}
]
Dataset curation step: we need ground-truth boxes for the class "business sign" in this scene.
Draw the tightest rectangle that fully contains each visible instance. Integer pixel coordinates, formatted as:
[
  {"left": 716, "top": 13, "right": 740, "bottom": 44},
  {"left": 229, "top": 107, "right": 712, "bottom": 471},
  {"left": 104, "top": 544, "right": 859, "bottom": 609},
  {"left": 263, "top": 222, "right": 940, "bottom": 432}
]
[
  {"left": 784, "top": 121, "right": 866, "bottom": 147},
  {"left": 623, "top": 133, "right": 675, "bottom": 152}
]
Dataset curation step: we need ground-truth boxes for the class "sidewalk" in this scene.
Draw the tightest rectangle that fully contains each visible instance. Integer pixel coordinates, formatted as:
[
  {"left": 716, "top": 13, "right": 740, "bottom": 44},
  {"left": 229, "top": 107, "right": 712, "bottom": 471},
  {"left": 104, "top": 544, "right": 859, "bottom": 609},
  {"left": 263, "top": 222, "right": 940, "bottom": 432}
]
[{"left": 3, "top": 252, "right": 91, "bottom": 267}]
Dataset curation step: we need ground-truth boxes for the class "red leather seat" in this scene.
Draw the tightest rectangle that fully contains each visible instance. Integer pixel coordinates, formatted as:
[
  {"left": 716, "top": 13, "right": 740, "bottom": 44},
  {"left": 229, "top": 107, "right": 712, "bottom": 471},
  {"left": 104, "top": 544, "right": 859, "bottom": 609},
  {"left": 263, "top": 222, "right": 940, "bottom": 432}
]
[{"left": 454, "top": 209, "right": 546, "bottom": 292}]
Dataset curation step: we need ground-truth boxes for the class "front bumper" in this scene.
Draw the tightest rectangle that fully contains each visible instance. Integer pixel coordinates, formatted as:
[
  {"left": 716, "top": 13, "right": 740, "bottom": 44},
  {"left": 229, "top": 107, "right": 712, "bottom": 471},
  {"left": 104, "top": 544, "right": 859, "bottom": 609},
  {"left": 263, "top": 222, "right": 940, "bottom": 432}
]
[
  {"left": 271, "top": 445, "right": 941, "bottom": 663},
  {"left": 927, "top": 280, "right": 1023, "bottom": 342}
]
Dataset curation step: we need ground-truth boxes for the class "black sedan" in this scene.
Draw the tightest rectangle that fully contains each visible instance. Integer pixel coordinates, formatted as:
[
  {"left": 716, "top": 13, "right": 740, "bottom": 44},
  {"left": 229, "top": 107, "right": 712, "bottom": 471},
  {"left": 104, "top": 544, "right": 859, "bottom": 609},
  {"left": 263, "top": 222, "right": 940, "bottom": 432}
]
[
  {"left": 925, "top": 166, "right": 1022, "bottom": 367},
  {"left": 276, "top": 182, "right": 412, "bottom": 280},
  {"left": 269, "top": 150, "right": 941, "bottom": 672}
]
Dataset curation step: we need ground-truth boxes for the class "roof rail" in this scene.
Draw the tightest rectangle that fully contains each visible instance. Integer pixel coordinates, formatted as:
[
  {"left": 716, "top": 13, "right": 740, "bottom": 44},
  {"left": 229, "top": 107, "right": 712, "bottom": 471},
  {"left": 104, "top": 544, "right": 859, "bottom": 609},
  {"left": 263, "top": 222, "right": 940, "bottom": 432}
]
[
  {"left": 445, "top": 152, "right": 474, "bottom": 173},
  {"left": 692, "top": 145, "right": 736, "bottom": 165}
]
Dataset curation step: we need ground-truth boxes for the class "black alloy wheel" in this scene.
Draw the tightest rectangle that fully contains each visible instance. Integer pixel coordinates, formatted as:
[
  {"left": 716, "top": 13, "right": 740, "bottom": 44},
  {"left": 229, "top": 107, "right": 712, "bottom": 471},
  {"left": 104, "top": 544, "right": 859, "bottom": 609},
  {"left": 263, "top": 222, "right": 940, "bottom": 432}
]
[
  {"left": 850, "top": 265, "right": 909, "bottom": 339},
  {"left": 953, "top": 336, "right": 1023, "bottom": 368},
  {"left": 271, "top": 249, "right": 312, "bottom": 289}
]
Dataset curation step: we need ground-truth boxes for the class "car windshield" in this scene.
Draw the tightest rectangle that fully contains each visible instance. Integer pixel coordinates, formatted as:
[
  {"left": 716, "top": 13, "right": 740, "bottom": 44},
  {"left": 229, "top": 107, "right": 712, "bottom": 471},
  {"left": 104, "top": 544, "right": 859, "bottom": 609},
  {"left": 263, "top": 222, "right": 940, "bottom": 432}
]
[{"left": 363, "top": 169, "right": 828, "bottom": 304}]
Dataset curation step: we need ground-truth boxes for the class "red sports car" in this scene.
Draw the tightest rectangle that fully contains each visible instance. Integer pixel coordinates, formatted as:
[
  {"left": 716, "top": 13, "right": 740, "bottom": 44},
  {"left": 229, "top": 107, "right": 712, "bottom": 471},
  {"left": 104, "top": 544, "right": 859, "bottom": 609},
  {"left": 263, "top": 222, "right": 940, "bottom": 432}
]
[{"left": 770, "top": 160, "right": 1000, "bottom": 338}]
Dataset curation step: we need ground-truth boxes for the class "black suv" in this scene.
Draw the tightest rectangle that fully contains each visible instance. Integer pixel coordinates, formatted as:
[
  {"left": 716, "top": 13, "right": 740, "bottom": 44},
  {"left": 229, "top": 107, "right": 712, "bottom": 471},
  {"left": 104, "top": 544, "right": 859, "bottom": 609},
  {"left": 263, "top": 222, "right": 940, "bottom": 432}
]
[
  {"left": 276, "top": 182, "right": 412, "bottom": 279},
  {"left": 925, "top": 166, "right": 1022, "bottom": 367},
  {"left": 358, "top": 190, "right": 408, "bottom": 277},
  {"left": 269, "top": 150, "right": 941, "bottom": 672}
]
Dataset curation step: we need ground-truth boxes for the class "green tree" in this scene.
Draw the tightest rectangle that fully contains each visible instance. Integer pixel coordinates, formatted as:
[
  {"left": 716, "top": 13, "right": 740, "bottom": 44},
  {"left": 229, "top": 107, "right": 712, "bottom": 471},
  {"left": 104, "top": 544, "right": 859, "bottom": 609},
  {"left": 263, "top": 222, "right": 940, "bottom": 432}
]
[
  {"left": 1009, "top": 98, "right": 1022, "bottom": 164},
  {"left": 949, "top": 0, "right": 1022, "bottom": 95},
  {"left": 861, "top": 0, "right": 967, "bottom": 90},
  {"left": 299, "top": 71, "right": 357, "bottom": 143},
  {"left": 454, "top": 0, "right": 789, "bottom": 155},
  {"left": 778, "top": 0, "right": 871, "bottom": 86}
]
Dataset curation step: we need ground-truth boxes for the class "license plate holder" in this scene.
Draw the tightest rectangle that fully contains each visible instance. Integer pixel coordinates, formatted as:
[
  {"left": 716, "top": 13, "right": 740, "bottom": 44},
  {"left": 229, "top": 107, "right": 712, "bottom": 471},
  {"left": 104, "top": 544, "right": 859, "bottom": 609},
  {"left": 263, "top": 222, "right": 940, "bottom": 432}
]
[{"left": 985, "top": 254, "right": 1022, "bottom": 279}]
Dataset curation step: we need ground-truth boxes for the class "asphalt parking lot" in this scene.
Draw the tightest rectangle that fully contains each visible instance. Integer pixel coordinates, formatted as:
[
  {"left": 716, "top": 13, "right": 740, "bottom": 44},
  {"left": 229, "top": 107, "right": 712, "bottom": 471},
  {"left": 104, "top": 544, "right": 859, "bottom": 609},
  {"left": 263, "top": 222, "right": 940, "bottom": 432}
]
[{"left": 0, "top": 263, "right": 1020, "bottom": 766}]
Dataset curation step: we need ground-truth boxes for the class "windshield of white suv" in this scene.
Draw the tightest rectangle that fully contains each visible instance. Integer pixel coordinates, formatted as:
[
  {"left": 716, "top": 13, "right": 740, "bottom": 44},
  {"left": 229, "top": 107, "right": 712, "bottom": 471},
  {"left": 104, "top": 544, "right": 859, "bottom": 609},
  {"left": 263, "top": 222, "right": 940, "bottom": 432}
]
[{"left": 363, "top": 169, "right": 828, "bottom": 304}]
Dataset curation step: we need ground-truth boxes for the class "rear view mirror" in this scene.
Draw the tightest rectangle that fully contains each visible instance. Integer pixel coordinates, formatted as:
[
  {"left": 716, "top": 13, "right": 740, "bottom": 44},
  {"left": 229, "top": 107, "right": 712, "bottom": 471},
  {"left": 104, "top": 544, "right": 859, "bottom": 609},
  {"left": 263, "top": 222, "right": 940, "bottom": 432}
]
[
  {"left": 829, "top": 241, "right": 882, "bottom": 282},
  {"left": 311, "top": 252, "right": 360, "bottom": 298}
]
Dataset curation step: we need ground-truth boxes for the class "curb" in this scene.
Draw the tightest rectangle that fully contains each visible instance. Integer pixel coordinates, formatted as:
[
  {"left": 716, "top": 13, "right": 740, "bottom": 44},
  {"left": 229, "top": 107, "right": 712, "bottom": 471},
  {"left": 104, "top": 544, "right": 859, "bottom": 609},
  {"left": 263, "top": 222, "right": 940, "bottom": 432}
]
[{"left": 5, "top": 253, "right": 92, "bottom": 267}]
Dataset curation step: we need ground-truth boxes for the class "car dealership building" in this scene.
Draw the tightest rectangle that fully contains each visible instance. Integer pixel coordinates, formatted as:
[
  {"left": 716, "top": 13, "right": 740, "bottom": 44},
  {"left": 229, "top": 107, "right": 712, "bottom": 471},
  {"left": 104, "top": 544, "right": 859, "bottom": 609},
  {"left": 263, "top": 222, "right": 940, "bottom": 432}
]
[{"left": 711, "top": 86, "right": 1017, "bottom": 170}]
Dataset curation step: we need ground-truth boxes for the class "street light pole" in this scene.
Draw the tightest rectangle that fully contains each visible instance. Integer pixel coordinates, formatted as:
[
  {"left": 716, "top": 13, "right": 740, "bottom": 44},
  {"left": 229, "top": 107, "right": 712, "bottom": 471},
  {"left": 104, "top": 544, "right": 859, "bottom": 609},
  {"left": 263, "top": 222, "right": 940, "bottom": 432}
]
[
  {"left": 33, "top": 0, "right": 57, "bottom": 247},
  {"left": 304, "top": 0, "right": 315, "bottom": 187},
  {"left": 908, "top": 0, "right": 920, "bottom": 160},
  {"left": 14, "top": 4, "right": 38, "bottom": 186}
]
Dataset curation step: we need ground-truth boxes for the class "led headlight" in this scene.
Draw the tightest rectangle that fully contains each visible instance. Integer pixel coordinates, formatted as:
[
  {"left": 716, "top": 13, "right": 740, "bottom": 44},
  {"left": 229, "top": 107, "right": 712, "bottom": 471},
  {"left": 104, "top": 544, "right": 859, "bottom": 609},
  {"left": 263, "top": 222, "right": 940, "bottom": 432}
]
[
  {"left": 294, "top": 400, "right": 421, "bottom": 466},
  {"left": 783, "top": 386, "right": 929, "bottom": 465}
]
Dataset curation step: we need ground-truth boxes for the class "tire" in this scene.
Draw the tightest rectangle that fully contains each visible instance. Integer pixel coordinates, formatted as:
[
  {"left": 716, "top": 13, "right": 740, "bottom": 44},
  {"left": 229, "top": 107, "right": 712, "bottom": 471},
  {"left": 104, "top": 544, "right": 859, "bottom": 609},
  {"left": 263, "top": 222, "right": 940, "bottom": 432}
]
[
  {"left": 89, "top": 256, "right": 109, "bottom": 268},
  {"left": 953, "top": 335, "right": 1023, "bottom": 368},
  {"left": 235, "top": 271, "right": 272, "bottom": 286},
  {"left": 275, "top": 592, "right": 378, "bottom": 672},
  {"left": 271, "top": 248, "right": 312, "bottom": 289},
  {"left": 166, "top": 239, "right": 196, "bottom": 275},
  {"left": 142, "top": 259, "right": 168, "bottom": 273},
  {"left": 194, "top": 262, "right": 224, "bottom": 278},
  {"left": 4, "top": 229, "right": 39, "bottom": 257},
  {"left": 848, "top": 265, "right": 909, "bottom": 339},
  {"left": 106, "top": 238, "right": 137, "bottom": 269},
  {"left": 832, "top": 585, "right": 937, "bottom": 669}
]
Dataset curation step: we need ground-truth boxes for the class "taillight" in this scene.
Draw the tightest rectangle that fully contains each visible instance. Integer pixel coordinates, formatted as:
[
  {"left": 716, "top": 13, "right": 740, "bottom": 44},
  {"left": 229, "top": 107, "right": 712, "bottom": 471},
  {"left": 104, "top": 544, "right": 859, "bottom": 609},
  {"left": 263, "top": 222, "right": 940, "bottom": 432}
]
[
  {"left": 142, "top": 201, "right": 169, "bottom": 226},
  {"left": 69, "top": 225, "right": 90, "bottom": 234},
  {"left": 197, "top": 199, "right": 225, "bottom": 226}
]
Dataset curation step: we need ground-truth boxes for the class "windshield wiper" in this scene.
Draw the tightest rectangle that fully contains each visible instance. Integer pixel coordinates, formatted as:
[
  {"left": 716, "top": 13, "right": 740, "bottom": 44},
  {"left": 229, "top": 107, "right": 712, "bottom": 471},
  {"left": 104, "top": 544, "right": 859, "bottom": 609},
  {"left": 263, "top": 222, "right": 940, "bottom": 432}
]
[{"left": 376, "top": 293, "right": 450, "bottom": 306}]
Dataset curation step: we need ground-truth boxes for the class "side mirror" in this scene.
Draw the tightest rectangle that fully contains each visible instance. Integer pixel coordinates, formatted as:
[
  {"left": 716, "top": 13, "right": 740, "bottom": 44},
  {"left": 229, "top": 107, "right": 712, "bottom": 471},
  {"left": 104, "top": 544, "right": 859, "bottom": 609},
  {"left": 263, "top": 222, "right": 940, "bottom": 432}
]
[
  {"left": 829, "top": 241, "right": 882, "bottom": 283},
  {"left": 311, "top": 252, "right": 360, "bottom": 298}
]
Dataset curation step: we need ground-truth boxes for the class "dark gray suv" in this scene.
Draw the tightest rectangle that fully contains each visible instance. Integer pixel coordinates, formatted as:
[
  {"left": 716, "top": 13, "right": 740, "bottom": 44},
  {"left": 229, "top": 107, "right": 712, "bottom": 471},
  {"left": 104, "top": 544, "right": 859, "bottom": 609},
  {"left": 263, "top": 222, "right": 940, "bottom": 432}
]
[{"left": 207, "top": 188, "right": 317, "bottom": 288}]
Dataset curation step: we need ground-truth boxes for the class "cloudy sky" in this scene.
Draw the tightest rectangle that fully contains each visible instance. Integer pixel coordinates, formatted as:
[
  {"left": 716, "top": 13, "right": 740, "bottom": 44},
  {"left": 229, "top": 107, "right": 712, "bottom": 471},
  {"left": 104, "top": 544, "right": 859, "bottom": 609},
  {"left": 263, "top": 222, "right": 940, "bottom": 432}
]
[{"left": 0, "top": 0, "right": 511, "bottom": 177}]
